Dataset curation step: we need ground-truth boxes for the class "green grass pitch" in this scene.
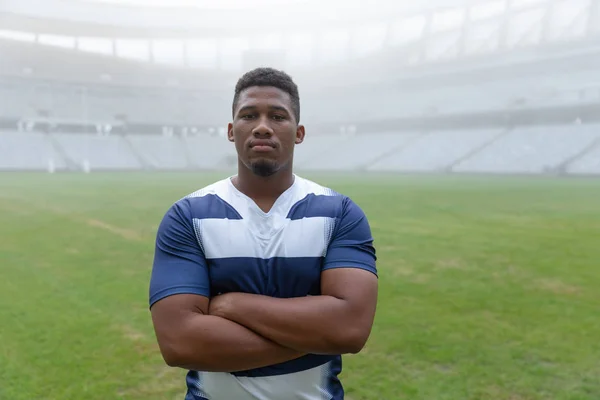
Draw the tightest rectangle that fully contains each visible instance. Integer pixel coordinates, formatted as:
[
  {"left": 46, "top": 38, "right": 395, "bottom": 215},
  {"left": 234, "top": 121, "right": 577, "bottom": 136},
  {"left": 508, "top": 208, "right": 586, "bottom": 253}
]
[{"left": 1, "top": 172, "right": 599, "bottom": 400}]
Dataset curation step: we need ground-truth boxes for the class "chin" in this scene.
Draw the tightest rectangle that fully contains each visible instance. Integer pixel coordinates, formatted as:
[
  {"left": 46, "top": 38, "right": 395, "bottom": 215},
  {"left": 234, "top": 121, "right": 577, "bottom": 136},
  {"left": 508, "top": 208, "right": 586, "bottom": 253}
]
[{"left": 249, "top": 159, "right": 280, "bottom": 177}]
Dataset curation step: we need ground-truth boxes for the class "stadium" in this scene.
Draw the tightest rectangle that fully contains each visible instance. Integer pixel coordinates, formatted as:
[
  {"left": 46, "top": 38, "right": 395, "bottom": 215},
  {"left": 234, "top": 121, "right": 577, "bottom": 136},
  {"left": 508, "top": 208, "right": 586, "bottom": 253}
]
[{"left": 1, "top": 0, "right": 599, "bottom": 399}]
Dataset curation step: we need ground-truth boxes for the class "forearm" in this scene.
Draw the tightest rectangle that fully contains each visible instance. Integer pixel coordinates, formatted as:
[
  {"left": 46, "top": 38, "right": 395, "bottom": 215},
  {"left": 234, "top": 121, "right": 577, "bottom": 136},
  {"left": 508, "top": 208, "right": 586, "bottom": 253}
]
[
  {"left": 219, "top": 295, "right": 362, "bottom": 355},
  {"left": 162, "top": 313, "right": 305, "bottom": 372}
]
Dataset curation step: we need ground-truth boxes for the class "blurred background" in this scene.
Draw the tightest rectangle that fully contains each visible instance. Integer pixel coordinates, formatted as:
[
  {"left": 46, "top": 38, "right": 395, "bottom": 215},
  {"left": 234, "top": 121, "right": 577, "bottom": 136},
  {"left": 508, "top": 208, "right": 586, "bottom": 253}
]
[
  {"left": 2, "top": 1, "right": 600, "bottom": 400},
  {"left": 1, "top": 0, "right": 599, "bottom": 174}
]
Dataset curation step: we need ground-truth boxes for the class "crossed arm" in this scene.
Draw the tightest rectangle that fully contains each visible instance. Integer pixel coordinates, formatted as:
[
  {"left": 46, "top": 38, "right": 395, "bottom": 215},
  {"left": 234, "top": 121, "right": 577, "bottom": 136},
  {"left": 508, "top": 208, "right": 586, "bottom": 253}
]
[
  {"left": 150, "top": 293, "right": 305, "bottom": 372},
  {"left": 149, "top": 198, "right": 377, "bottom": 373},
  {"left": 150, "top": 267, "right": 378, "bottom": 372}
]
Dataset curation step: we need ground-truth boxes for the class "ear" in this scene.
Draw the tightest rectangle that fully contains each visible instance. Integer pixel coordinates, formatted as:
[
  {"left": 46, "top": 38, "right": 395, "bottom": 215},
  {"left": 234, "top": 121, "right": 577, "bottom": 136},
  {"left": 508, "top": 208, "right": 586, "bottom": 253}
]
[
  {"left": 227, "top": 123, "right": 234, "bottom": 142},
  {"left": 295, "top": 125, "right": 305, "bottom": 145}
]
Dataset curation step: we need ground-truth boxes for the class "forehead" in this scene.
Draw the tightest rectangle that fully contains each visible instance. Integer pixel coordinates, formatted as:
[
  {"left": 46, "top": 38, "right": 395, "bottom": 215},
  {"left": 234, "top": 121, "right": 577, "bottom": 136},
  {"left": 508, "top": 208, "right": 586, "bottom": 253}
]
[{"left": 235, "top": 86, "right": 293, "bottom": 112}]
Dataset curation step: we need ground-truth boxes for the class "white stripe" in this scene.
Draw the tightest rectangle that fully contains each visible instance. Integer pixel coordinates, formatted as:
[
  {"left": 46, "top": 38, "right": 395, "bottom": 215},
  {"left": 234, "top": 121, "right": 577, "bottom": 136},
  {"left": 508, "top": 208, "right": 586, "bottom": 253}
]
[
  {"left": 192, "top": 218, "right": 205, "bottom": 254},
  {"left": 199, "top": 363, "right": 330, "bottom": 400},
  {"left": 197, "top": 217, "right": 334, "bottom": 259}
]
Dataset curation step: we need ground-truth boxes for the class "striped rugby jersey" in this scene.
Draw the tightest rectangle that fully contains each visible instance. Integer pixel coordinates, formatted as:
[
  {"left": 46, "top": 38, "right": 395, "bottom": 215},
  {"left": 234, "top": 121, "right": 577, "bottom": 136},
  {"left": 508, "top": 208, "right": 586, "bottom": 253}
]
[{"left": 149, "top": 174, "right": 377, "bottom": 400}]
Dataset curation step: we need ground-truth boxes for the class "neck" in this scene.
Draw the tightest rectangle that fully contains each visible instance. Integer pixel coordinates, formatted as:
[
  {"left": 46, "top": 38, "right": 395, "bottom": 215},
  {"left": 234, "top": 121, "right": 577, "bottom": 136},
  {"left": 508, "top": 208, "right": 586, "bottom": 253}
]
[{"left": 233, "top": 162, "right": 295, "bottom": 202}]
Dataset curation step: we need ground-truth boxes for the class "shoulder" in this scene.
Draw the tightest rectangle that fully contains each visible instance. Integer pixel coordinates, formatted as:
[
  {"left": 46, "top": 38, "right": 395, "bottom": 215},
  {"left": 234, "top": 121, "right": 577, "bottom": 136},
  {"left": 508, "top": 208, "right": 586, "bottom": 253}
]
[
  {"left": 294, "top": 175, "right": 340, "bottom": 197},
  {"left": 291, "top": 176, "right": 366, "bottom": 221},
  {"left": 165, "top": 177, "right": 240, "bottom": 221}
]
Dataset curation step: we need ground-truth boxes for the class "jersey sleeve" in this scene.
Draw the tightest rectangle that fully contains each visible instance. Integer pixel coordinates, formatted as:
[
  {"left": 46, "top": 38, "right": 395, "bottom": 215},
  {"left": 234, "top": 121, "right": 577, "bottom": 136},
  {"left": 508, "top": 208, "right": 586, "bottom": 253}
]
[
  {"left": 322, "top": 197, "right": 377, "bottom": 276},
  {"left": 149, "top": 200, "right": 211, "bottom": 308}
]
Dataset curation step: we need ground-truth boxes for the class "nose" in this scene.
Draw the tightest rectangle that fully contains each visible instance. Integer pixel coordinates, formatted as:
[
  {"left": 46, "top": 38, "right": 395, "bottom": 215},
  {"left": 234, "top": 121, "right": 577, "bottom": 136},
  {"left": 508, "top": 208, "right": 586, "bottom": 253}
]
[{"left": 252, "top": 116, "right": 274, "bottom": 137}]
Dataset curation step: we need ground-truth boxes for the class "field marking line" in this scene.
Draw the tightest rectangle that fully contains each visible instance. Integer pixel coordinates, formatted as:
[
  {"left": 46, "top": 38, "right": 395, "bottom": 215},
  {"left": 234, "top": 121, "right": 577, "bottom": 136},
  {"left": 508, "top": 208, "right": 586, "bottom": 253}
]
[
  {"left": 534, "top": 278, "right": 581, "bottom": 296},
  {"left": 0, "top": 198, "right": 36, "bottom": 216},
  {"left": 0, "top": 195, "right": 143, "bottom": 241},
  {"left": 116, "top": 365, "right": 183, "bottom": 398},
  {"left": 117, "top": 324, "right": 147, "bottom": 342},
  {"left": 435, "top": 258, "right": 471, "bottom": 271},
  {"left": 84, "top": 218, "right": 143, "bottom": 241}
]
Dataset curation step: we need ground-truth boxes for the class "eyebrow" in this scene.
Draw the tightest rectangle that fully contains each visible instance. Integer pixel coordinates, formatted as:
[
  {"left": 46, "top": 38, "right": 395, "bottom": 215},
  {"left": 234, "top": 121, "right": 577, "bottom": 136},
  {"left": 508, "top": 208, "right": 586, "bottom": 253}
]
[{"left": 237, "top": 105, "right": 291, "bottom": 115}]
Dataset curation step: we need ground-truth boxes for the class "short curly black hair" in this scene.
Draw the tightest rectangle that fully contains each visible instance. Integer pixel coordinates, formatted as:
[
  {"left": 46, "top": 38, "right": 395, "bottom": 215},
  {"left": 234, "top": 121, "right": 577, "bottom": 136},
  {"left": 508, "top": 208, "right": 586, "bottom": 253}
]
[{"left": 232, "top": 67, "right": 300, "bottom": 123}]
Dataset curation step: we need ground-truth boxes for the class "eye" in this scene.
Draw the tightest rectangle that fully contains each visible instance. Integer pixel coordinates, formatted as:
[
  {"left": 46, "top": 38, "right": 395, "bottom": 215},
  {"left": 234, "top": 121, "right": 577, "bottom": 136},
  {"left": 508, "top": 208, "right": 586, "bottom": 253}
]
[
  {"left": 241, "top": 114, "right": 255, "bottom": 120},
  {"left": 272, "top": 115, "right": 286, "bottom": 121}
]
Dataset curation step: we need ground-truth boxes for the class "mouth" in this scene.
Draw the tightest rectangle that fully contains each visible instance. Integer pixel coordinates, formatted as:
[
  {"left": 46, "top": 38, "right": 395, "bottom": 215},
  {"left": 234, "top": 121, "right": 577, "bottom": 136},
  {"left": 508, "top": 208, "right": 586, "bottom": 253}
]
[
  {"left": 249, "top": 140, "right": 276, "bottom": 152},
  {"left": 251, "top": 145, "right": 275, "bottom": 153}
]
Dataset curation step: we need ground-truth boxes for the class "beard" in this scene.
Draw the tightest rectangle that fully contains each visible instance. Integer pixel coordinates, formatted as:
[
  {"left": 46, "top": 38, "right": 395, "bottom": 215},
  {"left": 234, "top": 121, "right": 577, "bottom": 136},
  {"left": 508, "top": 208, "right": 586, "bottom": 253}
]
[{"left": 249, "top": 159, "right": 279, "bottom": 177}]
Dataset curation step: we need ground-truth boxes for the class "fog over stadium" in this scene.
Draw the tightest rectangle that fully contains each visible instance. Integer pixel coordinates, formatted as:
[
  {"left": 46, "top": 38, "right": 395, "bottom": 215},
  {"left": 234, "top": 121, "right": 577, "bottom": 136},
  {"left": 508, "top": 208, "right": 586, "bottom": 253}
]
[
  {"left": 1, "top": 0, "right": 599, "bottom": 173},
  {"left": 1, "top": 1, "right": 599, "bottom": 400}
]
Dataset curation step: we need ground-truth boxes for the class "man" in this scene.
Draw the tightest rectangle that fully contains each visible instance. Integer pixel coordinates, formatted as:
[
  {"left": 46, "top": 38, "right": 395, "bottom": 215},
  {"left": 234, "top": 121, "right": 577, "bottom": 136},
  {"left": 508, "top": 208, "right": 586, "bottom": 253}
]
[{"left": 149, "top": 67, "right": 378, "bottom": 400}]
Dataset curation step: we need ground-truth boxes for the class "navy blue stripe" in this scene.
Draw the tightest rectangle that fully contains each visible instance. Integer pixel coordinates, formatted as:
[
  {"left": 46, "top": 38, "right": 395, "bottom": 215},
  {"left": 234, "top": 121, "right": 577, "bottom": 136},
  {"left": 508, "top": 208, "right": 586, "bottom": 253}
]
[
  {"left": 286, "top": 193, "right": 342, "bottom": 220},
  {"left": 185, "top": 194, "right": 243, "bottom": 220},
  {"left": 327, "top": 356, "right": 344, "bottom": 400},
  {"left": 185, "top": 372, "right": 209, "bottom": 400},
  {"left": 185, "top": 392, "right": 208, "bottom": 400},
  {"left": 208, "top": 257, "right": 323, "bottom": 299},
  {"left": 232, "top": 354, "right": 337, "bottom": 377}
]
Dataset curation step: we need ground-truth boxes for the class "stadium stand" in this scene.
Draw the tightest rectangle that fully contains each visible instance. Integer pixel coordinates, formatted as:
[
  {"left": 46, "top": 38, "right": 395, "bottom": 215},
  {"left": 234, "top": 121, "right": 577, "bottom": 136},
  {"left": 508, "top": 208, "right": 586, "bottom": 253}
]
[
  {"left": 564, "top": 137, "right": 600, "bottom": 175},
  {"left": 368, "top": 129, "right": 504, "bottom": 173},
  {"left": 0, "top": 131, "right": 66, "bottom": 171},
  {"left": 2, "top": 0, "right": 600, "bottom": 176},
  {"left": 452, "top": 125, "right": 600, "bottom": 174},
  {"left": 300, "top": 132, "right": 420, "bottom": 171},
  {"left": 180, "top": 133, "right": 237, "bottom": 170},
  {"left": 51, "top": 133, "right": 141, "bottom": 171},
  {"left": 126, "top": 134, "right": 188, "bottom": 170},
  {"left": 3, "top": 69, "right": 599, "bottom": 128},
  {"left": 4, "top": 125, "right": 600, "bottom": 175}
]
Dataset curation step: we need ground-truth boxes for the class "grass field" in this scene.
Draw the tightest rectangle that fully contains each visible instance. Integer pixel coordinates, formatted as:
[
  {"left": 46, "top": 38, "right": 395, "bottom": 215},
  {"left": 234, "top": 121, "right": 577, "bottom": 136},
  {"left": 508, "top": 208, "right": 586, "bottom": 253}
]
[{"left": 1, "top": 172, "right": 599, "bottom": 400}]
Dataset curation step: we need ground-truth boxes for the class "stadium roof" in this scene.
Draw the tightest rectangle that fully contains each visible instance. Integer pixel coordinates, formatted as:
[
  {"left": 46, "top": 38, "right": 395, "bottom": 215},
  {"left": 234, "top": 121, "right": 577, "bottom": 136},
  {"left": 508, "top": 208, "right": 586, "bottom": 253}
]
[
  {"left": 82, "top": 0, "right": 310, "bottom": 9},
  {"left": 1, "top": 0, "right": 594, "bottom": 75},
  {"left": 0, "top": 0, "right": 480, "bottom": 37}
]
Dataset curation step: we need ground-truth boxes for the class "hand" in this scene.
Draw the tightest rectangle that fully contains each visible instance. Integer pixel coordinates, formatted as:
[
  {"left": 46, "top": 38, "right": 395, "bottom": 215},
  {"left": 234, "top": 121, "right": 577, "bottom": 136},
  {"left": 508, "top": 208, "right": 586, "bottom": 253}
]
[{"left": 208, "top": 292, "right": 241, "bottom": 319}]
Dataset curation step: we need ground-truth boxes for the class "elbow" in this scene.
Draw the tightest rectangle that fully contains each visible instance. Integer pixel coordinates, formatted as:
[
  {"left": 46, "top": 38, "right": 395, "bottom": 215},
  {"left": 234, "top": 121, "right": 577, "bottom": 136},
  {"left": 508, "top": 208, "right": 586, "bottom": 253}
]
[
  {"left": 158, "top": 340, "right": 187, "bottom": 368},
  {"left": 336, "top": 327, "right": 372, "bottom": 355},
  {"left": 346, "top": 342, "right": 366, "bottom": 355},
  {"left": 156, "top": 332, "right": 201, "bottom": 369},
  {"left": 163, "top": 349, "right": 184, "bottom": 368},
  {"left": 158, "top": 336, "right": 216, "bottom": 371},
  {"left": 161, "top": 344, "right": 203, "bottom": 370},
  {"left": 343, "top": 336, "right": 369, "bottom": 355},
  {"left": 163, "top": 354, "right": 180, "bottom": 368}
]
